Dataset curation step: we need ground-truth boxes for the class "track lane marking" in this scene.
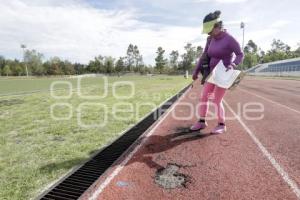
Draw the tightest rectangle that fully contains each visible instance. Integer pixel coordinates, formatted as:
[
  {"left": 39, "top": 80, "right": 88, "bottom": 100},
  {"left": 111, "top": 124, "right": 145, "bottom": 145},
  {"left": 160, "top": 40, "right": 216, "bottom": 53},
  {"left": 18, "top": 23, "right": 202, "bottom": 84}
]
[
  {"left": 238, "top": 88, "right": 300, "bottom": 115},
  {"left": 224, "top": 100, "right": 300, "bottom": 199},
  {"left": 88, "top": 86, "right": 189, "bottom": 200}
]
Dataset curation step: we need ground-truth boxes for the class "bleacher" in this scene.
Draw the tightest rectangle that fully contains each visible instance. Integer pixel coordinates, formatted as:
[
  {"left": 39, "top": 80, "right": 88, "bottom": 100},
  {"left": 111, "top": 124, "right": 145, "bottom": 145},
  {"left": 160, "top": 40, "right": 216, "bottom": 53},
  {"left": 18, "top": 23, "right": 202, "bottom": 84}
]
[
  {"left": 246, "top": 57, "right": 300, "bottom": 77},
  {"left": 260, "top": 60, "right": 300, "bottom": 72},
  {"left": 246, "top": 64, "right": 262, "bottom": 73}
]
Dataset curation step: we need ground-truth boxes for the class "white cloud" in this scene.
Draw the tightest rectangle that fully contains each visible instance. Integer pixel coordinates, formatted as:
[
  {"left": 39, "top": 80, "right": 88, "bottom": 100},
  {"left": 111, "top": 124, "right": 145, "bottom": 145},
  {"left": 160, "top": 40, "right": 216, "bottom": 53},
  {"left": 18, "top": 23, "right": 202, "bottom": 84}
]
[
  {"left": 242, "top": 28, "right": 279, "bottom": 50},
  {"left": 225, "top": 19, "right": 251, "bottom": 26},
  {"left": 0, "top": 0, "right": 205, "bottom": 65},
  {"left": 247, "top": 29, "right": 279, "bottom": 39},
  {"left": 216, "top": 0, "right": 248, "bottom": 3},
  {"left": 193, "top": 0, "right": 248, "bottom": 3},
  {"left": 2, "top": 0, "right": 297, "bottom": 65},
  {"left": 270, "top": 20, "right": 291, "bottom": 28}
]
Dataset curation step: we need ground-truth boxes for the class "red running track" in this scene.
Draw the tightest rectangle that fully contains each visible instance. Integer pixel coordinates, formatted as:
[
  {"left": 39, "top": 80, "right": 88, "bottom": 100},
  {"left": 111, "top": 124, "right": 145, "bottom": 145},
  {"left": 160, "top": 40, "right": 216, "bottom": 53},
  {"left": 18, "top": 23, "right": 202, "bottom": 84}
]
[{"left": 80, "top": 76, "right": 300, "bottom": 200}]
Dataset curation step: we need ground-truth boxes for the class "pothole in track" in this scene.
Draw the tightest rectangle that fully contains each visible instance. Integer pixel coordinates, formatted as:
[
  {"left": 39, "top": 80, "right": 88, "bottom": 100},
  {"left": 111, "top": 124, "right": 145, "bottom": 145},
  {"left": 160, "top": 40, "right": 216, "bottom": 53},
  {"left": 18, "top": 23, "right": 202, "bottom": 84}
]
[{"left": 154, "top": 163, "right": 190, "bottom": 189}]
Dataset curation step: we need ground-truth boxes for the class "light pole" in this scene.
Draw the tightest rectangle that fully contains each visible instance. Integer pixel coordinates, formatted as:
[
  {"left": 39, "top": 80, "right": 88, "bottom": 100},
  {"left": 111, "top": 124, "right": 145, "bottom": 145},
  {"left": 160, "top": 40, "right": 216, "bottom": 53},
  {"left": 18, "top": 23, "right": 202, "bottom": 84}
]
[
  {"left": 21, "top": 44, "right": 29, "bottom": 77},
  {"left": 240, "top": 22, "right": 245, "bottom": 70},
  {"left": 240, "top": 22, "right": 245, "bottom": 51}
]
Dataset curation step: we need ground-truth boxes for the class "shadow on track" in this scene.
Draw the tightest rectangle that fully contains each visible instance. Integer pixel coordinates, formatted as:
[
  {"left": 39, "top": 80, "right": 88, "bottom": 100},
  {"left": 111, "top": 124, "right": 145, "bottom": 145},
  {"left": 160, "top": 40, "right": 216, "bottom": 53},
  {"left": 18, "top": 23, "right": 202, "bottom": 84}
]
[{"left": 120, "top": 126, "right": 216, "bottom": 170}]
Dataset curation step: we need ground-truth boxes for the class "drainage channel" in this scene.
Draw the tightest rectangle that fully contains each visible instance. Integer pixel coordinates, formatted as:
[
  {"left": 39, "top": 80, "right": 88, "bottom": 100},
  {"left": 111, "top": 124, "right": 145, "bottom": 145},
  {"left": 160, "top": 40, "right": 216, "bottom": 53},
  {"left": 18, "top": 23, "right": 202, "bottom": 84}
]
[{"left": 37, "top": 85, "right": 190, "bottom": 200}]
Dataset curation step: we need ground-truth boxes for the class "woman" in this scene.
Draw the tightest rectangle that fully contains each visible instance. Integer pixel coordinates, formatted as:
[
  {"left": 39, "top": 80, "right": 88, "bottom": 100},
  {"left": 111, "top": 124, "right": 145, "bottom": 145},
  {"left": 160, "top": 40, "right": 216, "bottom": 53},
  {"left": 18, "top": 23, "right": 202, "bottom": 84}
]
[{"left": 191, "top": 10, "right": 244, "bottom": 134}]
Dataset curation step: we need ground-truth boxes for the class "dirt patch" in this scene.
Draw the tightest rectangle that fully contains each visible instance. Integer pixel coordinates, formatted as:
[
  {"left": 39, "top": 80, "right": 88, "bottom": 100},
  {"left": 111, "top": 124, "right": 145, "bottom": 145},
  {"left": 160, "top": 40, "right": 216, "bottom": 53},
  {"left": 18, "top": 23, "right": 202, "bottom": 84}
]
[
  {"left": 52, "top": 136, "right": 65, "bottom": 142},
  {"left": 154, "top": 163, "right": 190, "bottom": 189}
]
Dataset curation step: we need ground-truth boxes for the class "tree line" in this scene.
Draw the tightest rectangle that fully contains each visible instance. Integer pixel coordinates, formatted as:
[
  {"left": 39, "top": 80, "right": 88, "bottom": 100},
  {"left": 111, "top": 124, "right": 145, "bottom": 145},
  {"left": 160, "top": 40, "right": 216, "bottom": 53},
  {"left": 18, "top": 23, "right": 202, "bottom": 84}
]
[
  {"left": 0, "top": 39, "right": 299, "bottom": 76},
  {"left": 241, "top": 39, "right": 300, "bottom": 69}
]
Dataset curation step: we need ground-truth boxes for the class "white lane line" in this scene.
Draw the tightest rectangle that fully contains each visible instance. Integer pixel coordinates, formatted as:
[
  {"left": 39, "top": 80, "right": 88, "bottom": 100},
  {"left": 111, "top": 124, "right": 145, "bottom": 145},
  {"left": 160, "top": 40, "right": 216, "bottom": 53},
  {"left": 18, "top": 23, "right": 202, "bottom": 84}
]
[
  {"left": 238, "top": 88, "right": 300, "bottom": 115},
  {"left": 88, "top": 87, "right": 189, "bottom": 200},
  {"left": 224, "top": 100, "right": 300, "bottom": 199}
]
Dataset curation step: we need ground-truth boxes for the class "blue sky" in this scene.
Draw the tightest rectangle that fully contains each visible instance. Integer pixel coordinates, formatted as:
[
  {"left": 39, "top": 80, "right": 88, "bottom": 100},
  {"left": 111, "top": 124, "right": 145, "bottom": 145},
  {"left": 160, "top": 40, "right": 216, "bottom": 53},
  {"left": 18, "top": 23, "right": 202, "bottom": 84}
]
[{"left": 0, "top": 0, "right": 299, "bottom": 65}]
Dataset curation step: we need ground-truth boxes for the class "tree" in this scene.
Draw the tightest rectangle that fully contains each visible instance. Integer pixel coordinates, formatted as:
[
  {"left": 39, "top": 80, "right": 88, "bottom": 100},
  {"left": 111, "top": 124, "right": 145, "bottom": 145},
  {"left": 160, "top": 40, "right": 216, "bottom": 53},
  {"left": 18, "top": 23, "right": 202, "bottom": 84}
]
[
  {"left": 155, "top": 47, "right": 168, "bottom": 74},
  {"left": 181, "top": 43, "right": 197, "bottom": 72},
  {"left": 104, "top": 56, "right": 115, "bottom": 73},
  {"left": 11, "top": 61, "right": 24, "bottom": 76},
  {"left": 61, "top": 60, "right": 75, "bottom": 75},
  {"left": 243, "top": 53, "right": 258, "bottom": 69},
  {"left": 133, "top": 45, "right": 143, "bottom": 72},
  {"left": 262, "top": 39, "right": 293, "bottom": 63},
  {"left": 3, "top": 59, "right": 24, "bottom": 76},
  {"left": 292, "top": 43, "right": 300, "bottom": 57},
  {"left": 87, "top": 60, "right": 97, "bottom": 73},
  {"left": 257, "top": 48, "right": 266, "bottom": 64},
  {"left": 87, "top": 55, "right": 105, "bottom": 73},
  {"left": 95, "top": 55, "right": 105, "bottom": 73},
  {"left": 145, "top": 65, "right": 154, "bottom": 74},
  {"left": 46, "top": 57, "right": 62, "bottom": 75},
  {"left": 74, "top": 63, "right": 85, "bottom": 74},
  {"left": 125, "top": 44, "right": 144, "bottom": 73},
  {"left": 271, "top": 39, "right": 290, "bottom": 53},
  {"left": 196, "top": 46, "right": 203, "bottom": 60},
  {"left": 115, "top": 57, "right": 125, "bottom": 74},
  {"left": 24, "top": 49, "right": 44, "bottom": 75},
  {"left": 3, "top": 65, "right": 11, "bottom": 76},
  {"left": 0, "top": 56, "right": 5, "bottom": 76},
  {"left": 242, "top": 40, "right": 259, "bottom": 69},
  {"left": 126, "top": 44, "right": 135, "bottom": 72},
  {"left": 169, "top": 50, "right": 179, "bottom": 71},
  {"left": 244, "top": 40, "right": 258, "bottom": 54}
]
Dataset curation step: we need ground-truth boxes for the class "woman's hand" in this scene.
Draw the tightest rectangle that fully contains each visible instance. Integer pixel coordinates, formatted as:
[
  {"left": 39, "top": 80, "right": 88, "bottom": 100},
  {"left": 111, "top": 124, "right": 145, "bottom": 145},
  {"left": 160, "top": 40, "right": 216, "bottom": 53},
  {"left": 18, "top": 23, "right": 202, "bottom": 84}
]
[{"left": 226, "top": 63, "right": 236, "bottom": 72}]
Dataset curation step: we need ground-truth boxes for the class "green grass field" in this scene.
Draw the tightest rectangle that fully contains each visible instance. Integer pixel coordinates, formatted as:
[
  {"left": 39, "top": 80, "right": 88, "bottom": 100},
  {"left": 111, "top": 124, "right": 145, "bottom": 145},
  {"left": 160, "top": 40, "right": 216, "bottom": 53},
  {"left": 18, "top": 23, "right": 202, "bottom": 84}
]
[{"left": 0, "top": 75, "right": 190, "bottom": 200}]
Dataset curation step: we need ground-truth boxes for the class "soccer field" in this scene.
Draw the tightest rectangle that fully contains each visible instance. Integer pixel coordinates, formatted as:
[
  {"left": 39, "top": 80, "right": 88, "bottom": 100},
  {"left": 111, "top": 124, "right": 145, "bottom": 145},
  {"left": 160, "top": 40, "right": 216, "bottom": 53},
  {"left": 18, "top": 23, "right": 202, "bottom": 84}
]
[{"left": 0, "top": 75, "right": 190, "bottom": 200}]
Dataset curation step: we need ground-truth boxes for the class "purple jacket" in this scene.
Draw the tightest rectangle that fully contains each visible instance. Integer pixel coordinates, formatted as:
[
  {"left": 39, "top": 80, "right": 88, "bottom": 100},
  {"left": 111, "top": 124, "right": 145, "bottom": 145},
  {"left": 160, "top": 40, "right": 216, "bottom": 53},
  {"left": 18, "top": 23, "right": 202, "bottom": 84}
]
[{"left": 193, "top": 31, "right": 244, "bottom": 76}]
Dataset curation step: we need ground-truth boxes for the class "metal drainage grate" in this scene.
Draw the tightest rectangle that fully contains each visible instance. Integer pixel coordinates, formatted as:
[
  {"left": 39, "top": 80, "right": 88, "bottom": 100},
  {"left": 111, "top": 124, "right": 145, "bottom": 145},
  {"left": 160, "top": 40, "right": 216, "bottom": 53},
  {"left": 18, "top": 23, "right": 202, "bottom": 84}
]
[{"left": 38, "top": 85, "right": 190, "bottom": 200}]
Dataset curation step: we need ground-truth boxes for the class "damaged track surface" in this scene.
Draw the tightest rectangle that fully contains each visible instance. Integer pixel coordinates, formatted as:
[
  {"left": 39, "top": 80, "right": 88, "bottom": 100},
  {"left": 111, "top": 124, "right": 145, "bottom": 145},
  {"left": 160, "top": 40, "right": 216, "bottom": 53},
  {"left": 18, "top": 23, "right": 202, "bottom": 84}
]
[
  {"left": 82, "top": 77, "right": 300, "bottom": 200},
  {"left": 154, "top": 163, "right": 191, "bottom": 189}
]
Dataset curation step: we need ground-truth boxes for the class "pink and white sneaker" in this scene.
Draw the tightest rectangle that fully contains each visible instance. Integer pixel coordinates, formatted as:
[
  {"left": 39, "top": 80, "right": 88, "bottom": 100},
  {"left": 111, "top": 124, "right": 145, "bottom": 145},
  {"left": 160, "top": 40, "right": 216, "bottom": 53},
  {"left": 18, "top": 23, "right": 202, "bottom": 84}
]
[
  {"left": 211, "top": 124, "right": 226, "bottom": 134},
  {"left": 190, "top": 121, "right": 208, "bottom": 131}
]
